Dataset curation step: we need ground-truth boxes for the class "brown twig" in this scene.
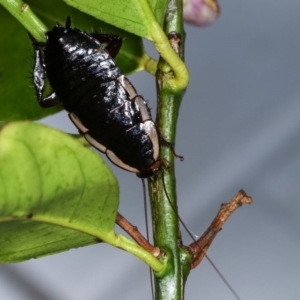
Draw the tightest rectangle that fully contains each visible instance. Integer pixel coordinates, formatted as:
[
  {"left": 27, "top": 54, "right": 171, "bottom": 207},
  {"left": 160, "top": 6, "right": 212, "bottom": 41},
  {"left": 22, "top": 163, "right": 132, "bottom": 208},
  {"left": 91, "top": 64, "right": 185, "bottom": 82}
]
[
  {"left": 189, "top": 190, "right": 252, "bottom": 269},
  {"left": 116, "top": 212, "right": 160, "bottom": 257}
]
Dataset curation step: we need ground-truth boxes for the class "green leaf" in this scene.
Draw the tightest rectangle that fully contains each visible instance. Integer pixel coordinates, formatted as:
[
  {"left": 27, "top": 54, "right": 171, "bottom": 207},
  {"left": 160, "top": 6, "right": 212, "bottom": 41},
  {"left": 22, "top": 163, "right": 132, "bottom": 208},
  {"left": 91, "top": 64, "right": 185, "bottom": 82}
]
[
  {"left": 0, "top": 122, "right": 119, "bottom": 262},
  {"left": 0, "top": 0, "right": 147, "bottom": 121},
  {"left": 148, "top": 0, "right": 170, "bottom": 28},
  {"left": 63, "top": 0, "right": 168, "bottom": 40},
  {"left": 0, "top": 122, "right": 166, "bottom": 272}
]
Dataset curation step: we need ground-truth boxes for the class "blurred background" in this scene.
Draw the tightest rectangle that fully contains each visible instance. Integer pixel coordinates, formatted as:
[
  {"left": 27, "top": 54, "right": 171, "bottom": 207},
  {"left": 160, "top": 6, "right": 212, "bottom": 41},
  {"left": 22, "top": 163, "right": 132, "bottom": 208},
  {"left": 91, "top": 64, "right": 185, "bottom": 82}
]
[{"left": 1, "top": 0, "right": 300, "bottom": 299}]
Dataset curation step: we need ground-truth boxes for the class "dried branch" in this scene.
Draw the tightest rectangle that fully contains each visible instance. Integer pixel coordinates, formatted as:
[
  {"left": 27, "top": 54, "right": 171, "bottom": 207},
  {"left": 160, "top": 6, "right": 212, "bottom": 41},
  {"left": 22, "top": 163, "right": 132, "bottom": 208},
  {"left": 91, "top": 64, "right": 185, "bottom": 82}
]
[
  {"left": 189, "top": 190, "right": 252, "bottom": 269},
  {"left": 116, "top": 213, "right": 160, "bottom": 257}
]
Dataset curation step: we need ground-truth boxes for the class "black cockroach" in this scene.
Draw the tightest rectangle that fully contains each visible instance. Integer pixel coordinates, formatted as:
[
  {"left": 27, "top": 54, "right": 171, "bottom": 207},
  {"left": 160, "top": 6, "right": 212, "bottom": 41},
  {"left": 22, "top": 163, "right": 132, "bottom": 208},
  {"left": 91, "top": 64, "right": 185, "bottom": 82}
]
[
  {"left": 30, "top": 16, "right": 161, "bottom": 178},
  {"left": 29, "top": 18, "right": 241, "bottom": 300}
]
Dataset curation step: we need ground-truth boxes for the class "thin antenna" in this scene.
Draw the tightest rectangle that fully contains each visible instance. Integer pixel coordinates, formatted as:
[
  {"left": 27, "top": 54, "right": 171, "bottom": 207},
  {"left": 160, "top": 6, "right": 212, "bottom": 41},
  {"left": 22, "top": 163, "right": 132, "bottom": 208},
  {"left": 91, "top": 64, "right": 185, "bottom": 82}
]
[
  {"left": 141, "top": 178, "right": 154, "bottom": 300},
  {"left": 205, "top": 254, "right": 242, "bottom": 300},
  {"left": 160, "top": 171, "right": 242, "bottom": 300}
]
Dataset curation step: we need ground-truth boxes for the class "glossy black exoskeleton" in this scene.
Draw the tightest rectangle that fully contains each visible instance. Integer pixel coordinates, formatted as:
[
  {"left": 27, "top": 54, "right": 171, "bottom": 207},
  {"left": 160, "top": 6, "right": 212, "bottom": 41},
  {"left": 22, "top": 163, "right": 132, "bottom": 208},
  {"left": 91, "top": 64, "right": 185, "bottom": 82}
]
[{"left": 30, "top": 17, "right": 160, "bottom": 178}]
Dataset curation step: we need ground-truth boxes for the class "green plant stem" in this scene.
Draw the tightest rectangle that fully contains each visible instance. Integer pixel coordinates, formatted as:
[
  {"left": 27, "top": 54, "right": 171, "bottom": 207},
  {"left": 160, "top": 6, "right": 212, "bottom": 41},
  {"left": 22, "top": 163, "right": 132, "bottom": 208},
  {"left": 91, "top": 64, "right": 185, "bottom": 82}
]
[
  {"left": 149, "top": 0, "right": 191, "bottom": 299},
  {"left": 142, "top": 54, "right": 158, "bottom": 76},
  {"left": 0, "top": 0, "right": 47, "bottom": 41}
]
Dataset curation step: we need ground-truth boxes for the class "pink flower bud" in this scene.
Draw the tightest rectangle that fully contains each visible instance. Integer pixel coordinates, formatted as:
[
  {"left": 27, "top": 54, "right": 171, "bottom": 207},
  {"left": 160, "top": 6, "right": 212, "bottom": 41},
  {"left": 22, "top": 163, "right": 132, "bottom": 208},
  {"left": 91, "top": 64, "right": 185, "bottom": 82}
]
[{"left": 183, "top": 0, "right": 220, "bottom": 27}]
